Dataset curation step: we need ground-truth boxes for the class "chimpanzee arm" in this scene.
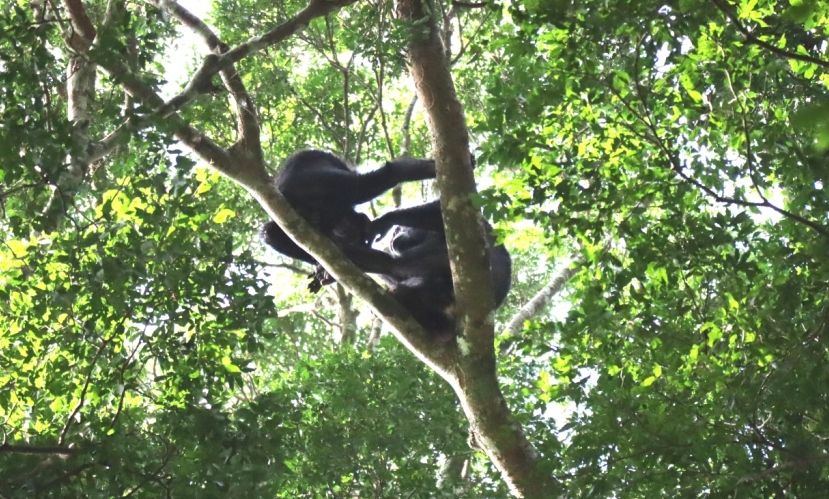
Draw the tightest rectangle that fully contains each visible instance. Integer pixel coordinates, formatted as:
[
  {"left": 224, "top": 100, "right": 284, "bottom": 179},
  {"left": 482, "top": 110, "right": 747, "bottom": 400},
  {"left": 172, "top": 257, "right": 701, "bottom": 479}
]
[
  {"left": 263, "top": 219, "right": 402, "bottom": 270},
  {"left": 347, "top": 157, "right": 437, "bottom": 205},
  {"left": 261, "top": 221, "right": 316, "bottom": 264},
  {"left": 276, "top": 154, "right": 434, "bottom": 207}
]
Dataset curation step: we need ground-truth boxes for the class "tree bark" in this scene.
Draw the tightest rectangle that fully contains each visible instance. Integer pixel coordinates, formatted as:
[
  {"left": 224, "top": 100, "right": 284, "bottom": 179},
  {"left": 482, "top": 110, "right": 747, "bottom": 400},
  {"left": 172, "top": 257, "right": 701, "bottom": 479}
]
[
  {"left": 502, "top": 259, "right": 581, "bottom": 337},
  {"left": 393, "top": 1, "right": 561, "bottom": 496}
]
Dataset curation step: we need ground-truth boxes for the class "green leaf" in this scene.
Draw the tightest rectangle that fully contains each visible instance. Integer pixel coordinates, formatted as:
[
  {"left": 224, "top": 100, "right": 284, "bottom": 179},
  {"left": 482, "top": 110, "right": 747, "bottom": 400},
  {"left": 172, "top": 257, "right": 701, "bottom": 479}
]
[{"left": 213, "top": 208, "right": 237, "bottom": 224}]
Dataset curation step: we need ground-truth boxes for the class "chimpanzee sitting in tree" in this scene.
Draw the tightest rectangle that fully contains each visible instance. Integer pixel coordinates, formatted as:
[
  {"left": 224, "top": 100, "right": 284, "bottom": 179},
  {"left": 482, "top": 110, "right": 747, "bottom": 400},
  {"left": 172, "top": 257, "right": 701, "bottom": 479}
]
[
  {"left": 367, "top": 200, "right": 512, "bottom": 341},
  {"left": 260, "top": 149, "right": 436, "bottom": 288},
  {"left": 261, "top": 150, "right": 510, "bottom": 340}
]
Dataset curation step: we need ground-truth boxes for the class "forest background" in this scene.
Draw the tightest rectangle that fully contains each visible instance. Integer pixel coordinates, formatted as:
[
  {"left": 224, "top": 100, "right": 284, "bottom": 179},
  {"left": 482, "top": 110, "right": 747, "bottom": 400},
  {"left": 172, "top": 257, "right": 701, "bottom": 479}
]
[{"left": 1, "top": 0, "right": 829, "bottom": 497}]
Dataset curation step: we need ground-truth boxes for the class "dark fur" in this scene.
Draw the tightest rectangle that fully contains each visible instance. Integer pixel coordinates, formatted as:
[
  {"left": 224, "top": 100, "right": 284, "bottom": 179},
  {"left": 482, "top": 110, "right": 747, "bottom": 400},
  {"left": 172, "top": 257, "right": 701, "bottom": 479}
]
[
  {"left": 370, "top": 201, "right": 512, "bottom": 341},
  {"left": 260, "top": 150, "right": 436, "bottom": 289},
  {"left": 261, "top": 150, "right": 510, "bottom": 340}
]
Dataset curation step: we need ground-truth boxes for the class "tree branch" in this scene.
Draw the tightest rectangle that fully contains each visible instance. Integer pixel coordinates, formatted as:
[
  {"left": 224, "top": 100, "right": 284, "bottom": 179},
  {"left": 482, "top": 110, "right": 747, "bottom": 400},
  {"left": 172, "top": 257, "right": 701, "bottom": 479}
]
[
  {"left": 452, "top": 1, "right": 487, "bottom": 8},
  {"left": 90, "top": 1, "right": 461, "bottom": 374},
  {"left": 502, "top": 259, "right": 581, "bottom": 337},
  {"left": 153, "top": 0, "right": 262, "bottom": 158},
  {"left": 394, "top": 0, "right": 558, "bottom": 496},
  {"left": 61, "top": 0, "right": 96, "bottom": 51},
  {"left": 709, "top": 0, "right": 829, "bottom": 69},
  {"left": 59, "top": 334, "right": 112, "bottom": 444},
  {"left": 42, "top": 0, "right": 101, "bottom": 232},
  {"left": 395, "top": 0, "right": 492, "bottom": 349},
  {"left": 608, "top": 76, "right": 829, "bottom": 238},
  {"left": 0, "top": 443, "right": 78, "bottom": 456},
  {"left": 154, "top": 0, "right": 362, "bottom": 119}
]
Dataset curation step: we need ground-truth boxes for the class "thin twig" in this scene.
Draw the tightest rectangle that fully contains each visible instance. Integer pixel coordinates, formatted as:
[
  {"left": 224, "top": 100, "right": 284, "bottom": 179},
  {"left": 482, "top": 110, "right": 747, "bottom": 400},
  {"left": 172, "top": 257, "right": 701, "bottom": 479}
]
[{"left": 709, "top": 0, "right": 829, "bottom": 68}]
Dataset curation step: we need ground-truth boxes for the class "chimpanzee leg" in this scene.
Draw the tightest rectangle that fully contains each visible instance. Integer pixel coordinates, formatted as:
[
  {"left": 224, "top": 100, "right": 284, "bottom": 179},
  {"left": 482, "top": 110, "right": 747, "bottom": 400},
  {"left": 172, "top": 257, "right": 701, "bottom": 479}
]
[
  {"left": 490, "top": 244, "right": 512, "bottom": 307},
  {"left": 372, "top": 201, "right": 513, "bottom": 307},
  {"left": 389, "top": 226, "right": 431, "bottom": 254},
  {"left": 389, "top": 277, "right": 457, "bottom": 342},
  {"left": 367, "top": 200, "right": 444, "bottom": 242},
  {"left": 338, "top": 243, "right": 440, "bottom": 278}
]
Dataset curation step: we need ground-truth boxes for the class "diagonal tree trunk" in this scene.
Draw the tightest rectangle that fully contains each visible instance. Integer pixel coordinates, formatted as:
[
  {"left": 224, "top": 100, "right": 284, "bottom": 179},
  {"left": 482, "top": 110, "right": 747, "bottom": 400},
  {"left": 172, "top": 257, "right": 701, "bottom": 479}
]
[{"left": 393, "top": 0, "right": 561, "bottom": 496}]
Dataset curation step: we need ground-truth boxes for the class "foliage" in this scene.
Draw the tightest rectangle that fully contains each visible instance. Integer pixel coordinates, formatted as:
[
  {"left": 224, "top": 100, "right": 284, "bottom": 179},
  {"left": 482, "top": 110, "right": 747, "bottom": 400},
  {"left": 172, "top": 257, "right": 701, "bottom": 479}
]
[
  {"left": 479, "top": 0, "right": 829, "bottom": 495},
  {"left": 1, "top": 0, "right": 829, "bottom": 496}
]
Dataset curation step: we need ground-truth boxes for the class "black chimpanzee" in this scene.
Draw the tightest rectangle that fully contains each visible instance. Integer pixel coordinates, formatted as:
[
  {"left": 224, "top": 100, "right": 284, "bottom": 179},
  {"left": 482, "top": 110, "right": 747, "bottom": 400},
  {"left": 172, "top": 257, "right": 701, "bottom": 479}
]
[
  {"left": 367, "top": 200, "right": 512, "bottom": 341},
  {"left": 261, "top": 150, "right": 511, "bottom": 340},
  {"left": 260, "top": 149, "right": 436, "bottom": 287}
]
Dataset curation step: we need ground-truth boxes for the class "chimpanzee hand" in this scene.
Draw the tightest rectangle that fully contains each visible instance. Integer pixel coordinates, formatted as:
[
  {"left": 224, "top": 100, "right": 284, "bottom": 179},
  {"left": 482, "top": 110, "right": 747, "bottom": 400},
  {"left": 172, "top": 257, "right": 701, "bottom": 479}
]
[
  {"left": 365, "top": 215, "right": 396, "bottom": 244},
  {"left": 308, "top": 265, "right": 335, "bottom": 293}
]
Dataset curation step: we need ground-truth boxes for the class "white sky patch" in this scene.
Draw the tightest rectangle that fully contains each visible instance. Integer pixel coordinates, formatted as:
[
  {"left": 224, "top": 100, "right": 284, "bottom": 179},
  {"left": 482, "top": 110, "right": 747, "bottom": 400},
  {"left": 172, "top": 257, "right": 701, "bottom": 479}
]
[
  {"left": 177, "top": 0, "right": 211, "bottom": 18},
  {"left": 161, "top": 1, "right": 215, "bottom": 97}
]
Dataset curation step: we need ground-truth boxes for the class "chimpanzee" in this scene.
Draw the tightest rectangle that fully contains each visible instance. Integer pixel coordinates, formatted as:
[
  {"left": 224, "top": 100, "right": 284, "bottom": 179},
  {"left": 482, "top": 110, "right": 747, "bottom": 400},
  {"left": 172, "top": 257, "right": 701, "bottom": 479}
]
[
  {"left": 261, "top": 150, "right": 510, "bottom": 340},
  {"left": 367, "top": 200, "right": 512, "bottom": 341},
  {"left": 260, "top": 149, "right": 436, "bottom": 283},
  {"left": 379, "top": 226, "right": 457, "bottom": 339}
]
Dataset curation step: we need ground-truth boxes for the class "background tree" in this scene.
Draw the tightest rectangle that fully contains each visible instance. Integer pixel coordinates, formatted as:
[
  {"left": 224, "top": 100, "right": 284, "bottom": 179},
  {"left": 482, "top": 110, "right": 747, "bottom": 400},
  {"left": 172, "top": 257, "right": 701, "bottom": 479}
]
[{"left": 1, "top": 0, "right": 828, "bottom": 497}]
